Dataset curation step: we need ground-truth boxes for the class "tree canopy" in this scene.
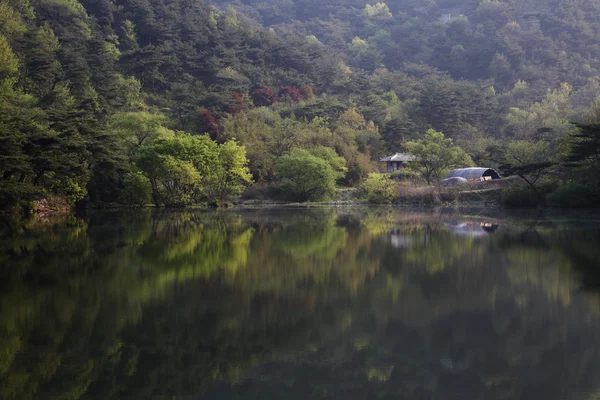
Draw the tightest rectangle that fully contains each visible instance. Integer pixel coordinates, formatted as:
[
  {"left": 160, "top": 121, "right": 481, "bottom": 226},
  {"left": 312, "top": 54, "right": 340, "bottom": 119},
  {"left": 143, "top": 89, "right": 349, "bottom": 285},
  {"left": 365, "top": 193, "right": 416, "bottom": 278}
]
[{"left": 405, "top": 129, "right": 473, "bottom": 184}]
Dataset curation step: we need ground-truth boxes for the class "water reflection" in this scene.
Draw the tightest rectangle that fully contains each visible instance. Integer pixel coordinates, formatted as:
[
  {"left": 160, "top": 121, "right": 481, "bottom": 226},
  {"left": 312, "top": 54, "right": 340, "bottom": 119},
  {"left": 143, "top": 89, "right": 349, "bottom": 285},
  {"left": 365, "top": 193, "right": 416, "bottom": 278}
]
[
  {"left": 1, "top": 208, "right": 600, "bottom": 399},
  {"left": 445, "top": 221, "right": 500, "bottom": 236}
]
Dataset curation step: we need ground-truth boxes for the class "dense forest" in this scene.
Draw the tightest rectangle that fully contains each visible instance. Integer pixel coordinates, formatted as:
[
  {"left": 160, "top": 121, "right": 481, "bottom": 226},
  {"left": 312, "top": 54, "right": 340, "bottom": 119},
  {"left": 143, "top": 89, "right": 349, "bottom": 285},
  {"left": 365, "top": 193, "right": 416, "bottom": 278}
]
[{"left": 2, "top": 0, "right": 600, "bottom": 209}]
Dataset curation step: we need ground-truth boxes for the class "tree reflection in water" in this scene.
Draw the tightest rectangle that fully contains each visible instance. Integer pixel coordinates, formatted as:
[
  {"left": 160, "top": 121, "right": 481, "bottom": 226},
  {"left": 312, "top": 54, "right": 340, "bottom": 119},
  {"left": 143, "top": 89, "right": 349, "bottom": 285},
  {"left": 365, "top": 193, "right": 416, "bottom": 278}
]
[{"left": 1, "top": 208, "right": 600, "bottom": 400}]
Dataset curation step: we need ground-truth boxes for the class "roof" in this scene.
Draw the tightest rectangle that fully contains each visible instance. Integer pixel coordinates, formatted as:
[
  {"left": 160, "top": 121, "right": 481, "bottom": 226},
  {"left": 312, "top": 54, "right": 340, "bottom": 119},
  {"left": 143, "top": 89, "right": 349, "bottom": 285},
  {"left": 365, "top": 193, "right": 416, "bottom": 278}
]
[
  {"left": 440, "top": 177, "right": 468, "bottom": 187},
  {"left": 380, "top": 153, "right": 416, "bottom": 162},
  {"left": 445, "top": 168, "right": 502, "bottom": 180}
]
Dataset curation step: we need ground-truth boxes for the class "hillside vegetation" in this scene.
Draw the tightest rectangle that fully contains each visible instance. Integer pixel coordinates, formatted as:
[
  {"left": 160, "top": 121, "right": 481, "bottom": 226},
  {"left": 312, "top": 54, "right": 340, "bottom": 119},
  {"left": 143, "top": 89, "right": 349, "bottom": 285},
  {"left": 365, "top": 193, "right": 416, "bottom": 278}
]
[{"left": 2, "top": 0, "right": 600, "bottom": 209}]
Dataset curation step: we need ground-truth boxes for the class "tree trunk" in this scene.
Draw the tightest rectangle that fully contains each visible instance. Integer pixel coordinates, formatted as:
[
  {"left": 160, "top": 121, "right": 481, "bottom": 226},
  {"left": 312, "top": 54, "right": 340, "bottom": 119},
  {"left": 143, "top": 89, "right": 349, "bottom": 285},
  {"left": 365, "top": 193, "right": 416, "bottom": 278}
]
[
  {"left": 33, "top": 170, "right": 45, "bottom": 186},
  {"left": 150, "top": 179, "right": 161, "bottom": 206}
]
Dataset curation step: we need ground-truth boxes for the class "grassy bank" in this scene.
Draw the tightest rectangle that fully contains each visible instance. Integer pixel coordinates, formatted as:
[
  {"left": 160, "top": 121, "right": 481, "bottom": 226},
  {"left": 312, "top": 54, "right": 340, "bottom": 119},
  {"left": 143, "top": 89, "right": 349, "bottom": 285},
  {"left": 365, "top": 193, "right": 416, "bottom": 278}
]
[{"left": 237, "top": 180, "right": 512, "bottom": 208}]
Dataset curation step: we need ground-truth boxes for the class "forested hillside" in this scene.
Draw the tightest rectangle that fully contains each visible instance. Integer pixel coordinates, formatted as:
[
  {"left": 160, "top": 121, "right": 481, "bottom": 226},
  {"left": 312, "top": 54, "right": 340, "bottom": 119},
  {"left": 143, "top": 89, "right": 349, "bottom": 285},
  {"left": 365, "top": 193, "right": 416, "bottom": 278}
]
[{"left": 2, "top": 0, "right": 600, "bottom": 209}]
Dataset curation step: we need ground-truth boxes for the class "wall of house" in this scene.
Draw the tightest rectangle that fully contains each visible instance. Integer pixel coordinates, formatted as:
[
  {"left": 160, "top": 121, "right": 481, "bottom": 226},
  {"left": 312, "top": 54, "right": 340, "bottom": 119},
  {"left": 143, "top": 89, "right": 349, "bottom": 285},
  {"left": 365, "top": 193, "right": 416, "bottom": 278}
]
[{"left": 387, "top": 162, "right": 404, "bottom": 172}]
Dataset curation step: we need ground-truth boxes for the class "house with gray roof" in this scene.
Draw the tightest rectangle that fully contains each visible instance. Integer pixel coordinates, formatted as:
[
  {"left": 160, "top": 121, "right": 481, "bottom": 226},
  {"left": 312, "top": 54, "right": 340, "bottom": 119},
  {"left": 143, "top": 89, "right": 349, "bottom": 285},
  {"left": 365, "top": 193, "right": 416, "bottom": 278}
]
[{"left": 380, "top": 153, "right": 416, "bottom": 172}]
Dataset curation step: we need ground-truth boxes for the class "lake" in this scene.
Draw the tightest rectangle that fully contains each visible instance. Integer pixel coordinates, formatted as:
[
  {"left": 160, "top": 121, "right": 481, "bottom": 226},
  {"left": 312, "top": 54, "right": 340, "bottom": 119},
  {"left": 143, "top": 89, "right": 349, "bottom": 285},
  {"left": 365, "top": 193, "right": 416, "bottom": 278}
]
[{"left": 2, "top": 207, "right": 600, "bottom": 400}]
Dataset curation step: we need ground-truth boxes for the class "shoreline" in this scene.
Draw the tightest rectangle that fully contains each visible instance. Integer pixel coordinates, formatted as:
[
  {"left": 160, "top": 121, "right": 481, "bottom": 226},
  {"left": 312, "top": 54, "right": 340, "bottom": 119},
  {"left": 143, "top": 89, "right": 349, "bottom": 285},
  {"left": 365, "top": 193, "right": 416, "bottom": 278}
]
[{"left": 3, "top": 196, "right": 600, "bottom": 218}]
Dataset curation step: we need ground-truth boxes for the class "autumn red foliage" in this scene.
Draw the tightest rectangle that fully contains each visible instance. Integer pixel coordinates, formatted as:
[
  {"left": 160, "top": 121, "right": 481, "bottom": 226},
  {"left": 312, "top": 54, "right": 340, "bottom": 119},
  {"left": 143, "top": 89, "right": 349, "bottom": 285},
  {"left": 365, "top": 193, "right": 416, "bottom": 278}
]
[
  {"left": 278, "top": 86, "right": 303, "bottom": 103},
  {"left": 302, "top": 85, "right": 315, "bottom": 99},
  {"left": 195, "top": 109, "right": 222, "bottom": 139},
  {"left": 251, "top": 87, "right": 276, "bottom": 107},
  {"left": 229, "top": 92, "right": 249, "bottom": 114}
]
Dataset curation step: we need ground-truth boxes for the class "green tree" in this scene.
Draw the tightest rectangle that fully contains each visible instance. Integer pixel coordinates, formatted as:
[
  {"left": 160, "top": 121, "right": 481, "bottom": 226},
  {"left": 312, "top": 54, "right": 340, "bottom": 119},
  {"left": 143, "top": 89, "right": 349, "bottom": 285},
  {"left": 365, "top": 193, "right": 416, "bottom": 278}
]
[
  {"left": 137, "top": 134, "right": 251, "bottom": 206},
  {"left": 565, "top": 123, "right": 600, "bottom": 188},
  {"left": 405, "top": 129, "right": 473, "bottom": 184},
  {"left": 204, "top": 140, "right": 253, "bottom": 204},
  {"left": 505, "top": 83, "right": 575, "bottom": 140},
  {"left": 0, "top": 35, "right": 18, "bottom": 77},
  {"left": 20, "top": 25, "right": 62, "bottom": 98},
  {"left": 308, "top": 146, "right": 347, "bottom": 180},
  {"left": 120, "top": 171, "right": 152, "bottom": 206},
  {"left": 0, "top": 0, "right": 28, "bottom": 39},
  {"left": 489, "top": 52, "right": 513, "bottom": 90},
  {"left": 222, "top": 108, "right": 279, "bottom": 181},
  {"left": 0, "top": 79, "right": 68, "bottom": 207},
  {"left": 108, "top": 111, "right": 173, "bottom": 148},
  {"left": 136, "top": 134, "right": 217, "bottom": 206},
  {"left": 275, "top": 149, "right": 337, "bottom": 201},
  {"left": 501, "top": 139, "right": 556, "bottom": 198},
  {"left": 364, "top": 2, "right": 392, "bottom": 18},
  {"left": 137, "top": 150, "right": 201, "bottom": 207}
]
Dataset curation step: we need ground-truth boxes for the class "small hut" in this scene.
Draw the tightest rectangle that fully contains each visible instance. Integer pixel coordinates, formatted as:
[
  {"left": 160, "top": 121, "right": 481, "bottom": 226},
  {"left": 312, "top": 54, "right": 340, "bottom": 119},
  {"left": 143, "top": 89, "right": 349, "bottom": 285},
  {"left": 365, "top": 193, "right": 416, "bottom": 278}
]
[
  {"left": 445, "top": 168, "right": 501, "bottom": 181},
  {"left": 380, "top": 153, "right": 416, "bottom": 172}
]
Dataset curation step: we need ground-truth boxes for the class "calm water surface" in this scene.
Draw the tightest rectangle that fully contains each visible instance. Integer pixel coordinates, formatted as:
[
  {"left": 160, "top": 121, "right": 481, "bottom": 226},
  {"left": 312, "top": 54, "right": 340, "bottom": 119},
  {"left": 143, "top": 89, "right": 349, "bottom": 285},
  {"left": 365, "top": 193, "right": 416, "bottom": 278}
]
[{"left": 2, "top": 208, "right": 600, "bottom": 400}]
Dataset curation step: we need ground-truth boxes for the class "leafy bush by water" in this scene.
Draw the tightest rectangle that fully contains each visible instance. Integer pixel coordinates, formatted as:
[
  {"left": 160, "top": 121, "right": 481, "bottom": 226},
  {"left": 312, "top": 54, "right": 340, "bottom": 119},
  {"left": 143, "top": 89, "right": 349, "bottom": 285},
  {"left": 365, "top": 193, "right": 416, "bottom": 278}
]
[
  {"left": 275, "top": 151, "right": 337, "bottom": 202},
  {"left": 388, "top": 169, "right": 423, "bottom": 183},
  {"left": 360, "top": 173, "right": 396, "bottom": 203},
  {"left": 500, "top": 183, "right": 540, "bottom": 207},
  {"left": 547, "top": 184, "right": 600, "bottom": 208}
]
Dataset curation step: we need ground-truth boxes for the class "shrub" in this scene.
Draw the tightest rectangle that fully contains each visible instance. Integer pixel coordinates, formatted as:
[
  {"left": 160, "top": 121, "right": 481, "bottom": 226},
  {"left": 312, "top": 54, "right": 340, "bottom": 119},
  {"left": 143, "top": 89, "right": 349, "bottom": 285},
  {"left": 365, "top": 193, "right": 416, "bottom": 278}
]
[
  {"left": 395, "top": 185, "right": 437, "bottom": 205},
  {"left": 240, "top": 182, "right": 285, "bottom": 201},
  {"left": 120, "top": 171, "right": 152, "bottom": 206},
  {"left": 52, "top": 178, "right": 87, "bottom": 205},
  {"left": 389, "top": 168, "right": 423, "bottom": 183},
  {"left": 537, "top": 177, "right": 560, "bottom": 196},
  {"left": 361, "top": 173, "right": 396, "bottom": 203},
  {"left": 547, "top": 184, "right": 600, "bottom": 208},
  {"left": 500, "top": 183, "right": 540, "bottom": 207},
  {"left": 275, "top": 150, "right": 337, "bottom": 202}
]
